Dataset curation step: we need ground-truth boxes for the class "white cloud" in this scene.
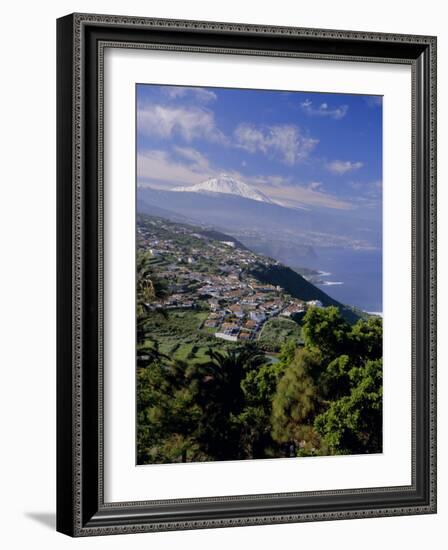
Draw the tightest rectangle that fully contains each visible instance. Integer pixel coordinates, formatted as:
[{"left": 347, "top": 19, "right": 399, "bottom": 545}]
[
  {"left": 300, "top": 99, "right": 348, "bottom": 120},
  {"left": 137, "top": 104, "right": 226, "bottom": 143},
  {"left": 257, "top": 180, "right": 351, "bottom": 210},
  {"left": 308, "top": 181, "right": 323, "bottom": 191},
  {"left": 137, "top": 149, "right": 214, "bottom": 187},
  {"left": 137, "top": 103, "right": 321, "bottom": 166},
  {"left": 163, "top": 86, "right": 217, "bottom": 103},
  {"left": 365, "top": 96, "right": 382, "bottom": 108},
  {"left": 173, "top": 146, "right": 210, "bottom": 171},
  {"left": 262, "top": 175, "right": 285, "bottom": 187},
  {"left": 234, "top": 123, "right": 318, "bottom": 165},
  {"left": 349, "top": 180, "right": 382, "bottom": 207},
  {"left": 327, "top": 160, "right": 364, "bottom": 175},
  {"left": 246, "top": 175, "right": 351, "bottom": 210}
]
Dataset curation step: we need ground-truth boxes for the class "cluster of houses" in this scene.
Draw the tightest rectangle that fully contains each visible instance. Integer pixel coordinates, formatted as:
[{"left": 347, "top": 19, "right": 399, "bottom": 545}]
[
  {"left": 203, "top": 281, "right": 311, "bottom": 342},
  {"left": 137, "top": 216, "right": 323, "bottom": 343}
]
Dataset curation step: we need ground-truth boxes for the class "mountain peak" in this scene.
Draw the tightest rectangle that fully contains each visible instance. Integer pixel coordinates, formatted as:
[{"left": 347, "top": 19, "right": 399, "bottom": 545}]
[{"left": 172, "top": 174, "right": 274, "bottom": 204}]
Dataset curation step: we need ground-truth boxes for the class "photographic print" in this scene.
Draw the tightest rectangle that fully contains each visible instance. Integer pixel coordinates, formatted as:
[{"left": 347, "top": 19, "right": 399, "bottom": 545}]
[
  {"left": 57, "top": 15, "right": 437, "bottom": 534},
  {"left": 136, "top": 84, "right": 383, "bottom": 465}
]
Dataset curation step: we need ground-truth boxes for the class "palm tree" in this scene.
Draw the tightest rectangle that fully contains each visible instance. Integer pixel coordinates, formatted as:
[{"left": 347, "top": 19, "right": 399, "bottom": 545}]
[
  {"left": 193, "top": 345, "right": 267, "bottom": 460},
  {"left": 136, "top": 250, "right": 168, "bottom": 349},
  {"left": 136, "top": 250, "right": 167, "bottom": 316},
  {"left": 137, "top": 339, "right": 170, "bottom": 369},
  {"left": 137, "top": 358, "right": 204, "bottom": 464}
]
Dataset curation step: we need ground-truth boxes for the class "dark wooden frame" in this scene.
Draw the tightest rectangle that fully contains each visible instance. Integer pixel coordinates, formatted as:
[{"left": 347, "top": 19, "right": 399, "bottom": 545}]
[{"left": 57, "top": 13, "right": 437, "bottom": 537}]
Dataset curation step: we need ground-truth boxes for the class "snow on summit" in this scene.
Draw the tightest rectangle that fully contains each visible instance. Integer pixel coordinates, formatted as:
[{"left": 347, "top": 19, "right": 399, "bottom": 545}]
[{"left": 172, "top": 174, "right": 274, "bottom": 204}]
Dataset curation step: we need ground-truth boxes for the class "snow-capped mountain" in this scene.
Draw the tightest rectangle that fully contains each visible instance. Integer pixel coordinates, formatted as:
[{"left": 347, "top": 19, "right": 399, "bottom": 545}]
[{"left": 172, "top": 174, "right": 274, "bottom": 204}]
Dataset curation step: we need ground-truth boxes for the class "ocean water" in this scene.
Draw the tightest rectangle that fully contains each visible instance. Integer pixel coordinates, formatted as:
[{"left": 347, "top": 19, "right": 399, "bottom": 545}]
[{"left": 294, "top": 247, "right": 382, "bottom": 314}]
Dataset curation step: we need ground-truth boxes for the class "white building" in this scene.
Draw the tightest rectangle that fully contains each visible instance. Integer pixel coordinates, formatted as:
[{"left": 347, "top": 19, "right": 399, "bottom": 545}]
[
  {"left": 307, "top": 300, "right": 323, "bottom": 308},
  {"left": 215, "top": 332, "right": 238, "bottom": 342},
  {"left": 249, "top": 310, "right": 266, "bottom": 323}
]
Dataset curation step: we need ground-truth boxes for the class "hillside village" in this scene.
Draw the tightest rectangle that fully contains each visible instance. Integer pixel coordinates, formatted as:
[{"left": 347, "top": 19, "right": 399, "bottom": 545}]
[{"left": 137, "top": 215, "right": 323, "bottom": 343}]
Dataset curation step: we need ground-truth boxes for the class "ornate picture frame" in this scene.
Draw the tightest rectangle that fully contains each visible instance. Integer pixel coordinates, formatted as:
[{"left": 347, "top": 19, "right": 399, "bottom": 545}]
[{"left": 57, "top": 13, "right": 437, "bottom": 536}]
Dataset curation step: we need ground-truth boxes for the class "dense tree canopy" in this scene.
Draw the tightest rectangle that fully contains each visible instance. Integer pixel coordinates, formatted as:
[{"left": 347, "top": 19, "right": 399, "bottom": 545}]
[
  {"left": 275, "top": 307, "right": 383, "bottom": 455},
  {"left": 137, "top": 303, "right": 383, "bottom": 463}
]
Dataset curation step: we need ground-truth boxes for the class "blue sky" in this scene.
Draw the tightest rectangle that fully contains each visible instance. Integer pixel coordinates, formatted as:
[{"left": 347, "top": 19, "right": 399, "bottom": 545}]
[{"left": 136, "top": 83, "right": 382, "bottom": 218}]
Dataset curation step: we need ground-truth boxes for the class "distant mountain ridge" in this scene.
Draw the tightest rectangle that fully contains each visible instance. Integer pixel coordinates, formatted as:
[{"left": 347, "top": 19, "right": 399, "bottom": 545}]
[
  {"left": 137, "top": 185, "right": 373, "bottom": 252},
  {"left": 137, "top": 200, "right": 197, "bottom": 225},
  {"left": 172, "top": 174, "right": 275, "bottom": 204},
  {"left": 137, "top": 186, "right": 308, "bottom": 236}
]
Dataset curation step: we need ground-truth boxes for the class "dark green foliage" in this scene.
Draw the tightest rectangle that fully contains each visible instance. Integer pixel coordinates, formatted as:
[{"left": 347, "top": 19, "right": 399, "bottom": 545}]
[
  {"left": 193, "top": 344, "right": 285, "bottom": 461},
  {"left": 136, "top": 249, "right": 169, "bottom": 345},
  {"left": 350, "top": 316, "right": 383, "bottom": 359},
  {"left": 314, "top": 359, "right": 382, "bottom": 454},
  {"left": 137, "top": 304, "right": 382, "bottom": 461},
  {"left": 257, "top": 317, "right": 302, "bottom": 352},
  {"left": 271, "top": 349, "right": 321, "bottom": 449},
  {"left": 137, "top": 339, "right": 168, "bottom": 369},
  {"left": 137, "top": 360, "right": 204, "bottom": 464},
  {"left": 302, "top": 306, "right": 351, "bottom": 359},
  {"left": 137, "top": 342, "right": 285, "bottom": 463},
  {"left": 136, "top": 250, "right": 168, "bottom": 311},
  {"left": 321, "top": 355, "right": 352, "bottom": 399},
  {"left": 193, "top": 347, "right": 259, "bottom": 460},
  {"left": 239, "top": 359, "right": 286, "bottom": 458},
  {"left": 270, "top": 307, "right": 383, "bottom": 456}
]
